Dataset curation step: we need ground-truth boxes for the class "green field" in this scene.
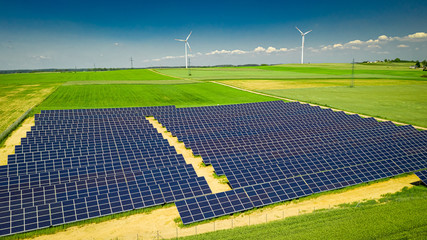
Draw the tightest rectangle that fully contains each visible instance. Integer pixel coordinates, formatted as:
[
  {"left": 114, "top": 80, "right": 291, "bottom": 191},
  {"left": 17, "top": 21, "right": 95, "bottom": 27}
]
[
  {"left": 178, "top": 185, "right": 427, "bottom": 240},
  {"left": 36, "top": 82, "right": 276, "bottom": 111},
  {"left": 156, "top": 62, "right": 425, "bottom": 80},
  {"left": 263, "top": 84, "right": 427, "bottom": 127}
]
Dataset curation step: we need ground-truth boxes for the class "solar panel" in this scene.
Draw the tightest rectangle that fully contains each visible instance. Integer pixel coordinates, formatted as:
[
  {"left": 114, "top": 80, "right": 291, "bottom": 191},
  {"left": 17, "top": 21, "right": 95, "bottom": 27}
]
[{"left": 415, "top": 170, "right": 427, "bottom": 185}]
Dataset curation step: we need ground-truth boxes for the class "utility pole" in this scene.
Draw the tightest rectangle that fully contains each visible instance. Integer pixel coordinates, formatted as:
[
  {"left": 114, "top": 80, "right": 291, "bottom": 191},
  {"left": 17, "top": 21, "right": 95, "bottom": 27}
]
[
  {"left": 350, "top": 58, "right": 355, "bottom": 88},
  {"left": 130, "top": 57, "right": 134, "bottom": 69}
]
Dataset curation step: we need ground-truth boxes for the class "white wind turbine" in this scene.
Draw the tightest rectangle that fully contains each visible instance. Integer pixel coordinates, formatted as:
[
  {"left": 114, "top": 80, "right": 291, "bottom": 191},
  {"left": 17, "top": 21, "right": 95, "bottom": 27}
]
[
  {"left": 175, "top": 31, "right": 192, "bottom": 69},
  {"left": 296, "top": 27, "right": 312, "bottom": 64}
]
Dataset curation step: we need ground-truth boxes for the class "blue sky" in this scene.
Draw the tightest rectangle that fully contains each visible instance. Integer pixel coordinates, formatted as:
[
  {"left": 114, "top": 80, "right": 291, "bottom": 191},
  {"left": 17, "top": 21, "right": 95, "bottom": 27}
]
[{"left": 0, "top": 0, "right": 426, "bottom": 70}]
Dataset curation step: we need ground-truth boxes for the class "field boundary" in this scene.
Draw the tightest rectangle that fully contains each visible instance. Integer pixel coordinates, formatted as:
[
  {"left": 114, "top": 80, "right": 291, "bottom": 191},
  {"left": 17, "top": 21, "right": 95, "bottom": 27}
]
[
  {"left": 148, "top": 69, "right": 186, "bottom": 80},
  {"left": 0, "top": 107, "right": 33, "bottom": 145},
  {"left": 210, "top": 81, "right": 427, "bottom": 130}
]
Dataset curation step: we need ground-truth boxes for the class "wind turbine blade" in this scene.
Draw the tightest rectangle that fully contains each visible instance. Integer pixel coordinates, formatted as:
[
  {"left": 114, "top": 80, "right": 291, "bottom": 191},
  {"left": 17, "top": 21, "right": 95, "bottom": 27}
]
[
  {"left": 186, "top": 42, "right": 192, "bottom": 51},
  {"left": 175, "top": 39, "right": 185, "bottom": 42},
  {"left": 304, "top": 30, "right": 312, "bottom": 35},
  {"left": 186, "top": 31, "right": 192, "bottom": 41},
  {"left": 295, "top": 26, "right": 303, "bottom": 34}
]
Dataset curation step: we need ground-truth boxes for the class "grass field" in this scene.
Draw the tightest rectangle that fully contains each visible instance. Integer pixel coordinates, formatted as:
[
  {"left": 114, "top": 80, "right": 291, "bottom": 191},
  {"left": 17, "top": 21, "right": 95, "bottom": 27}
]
[
  {"left": 178, "top": 185, "right": 427, "bottom": 240},
  {"left": 0, "top": 83, "right": 59, "bottom": 134},
  {"left": 35, "top": 82, "right": 276, "bottom": 111},
  {"left": 156, "top": 63, "right": 425, "bottom": 80}
]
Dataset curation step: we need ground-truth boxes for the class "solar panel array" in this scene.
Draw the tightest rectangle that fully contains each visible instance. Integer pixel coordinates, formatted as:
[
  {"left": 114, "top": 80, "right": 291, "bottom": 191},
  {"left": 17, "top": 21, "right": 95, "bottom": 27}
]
[
  {"left": 2, "top": 101, "right": 426, "bottom": 235},
  {"left": 0, "top": 106, "right": 212, "bottom": 237},
  {"left": 415, "top": 170, "right": 427, "bottom": 185},
  {"left": 149, "top": 101, "right": 427, "bottom": 225}
]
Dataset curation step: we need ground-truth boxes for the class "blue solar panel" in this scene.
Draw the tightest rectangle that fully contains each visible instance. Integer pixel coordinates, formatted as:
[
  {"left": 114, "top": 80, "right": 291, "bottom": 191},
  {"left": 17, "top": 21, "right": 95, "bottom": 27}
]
[
  {"left": 2, "top": 101, "right": 426, "bottom": 235},
  {"left": 415, "top": 170, "right": 427, "bottom": 185}
]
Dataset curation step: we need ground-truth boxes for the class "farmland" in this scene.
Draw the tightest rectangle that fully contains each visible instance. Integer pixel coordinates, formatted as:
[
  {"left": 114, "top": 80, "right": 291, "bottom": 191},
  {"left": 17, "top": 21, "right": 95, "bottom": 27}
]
[
  {"left": 35, "top": 82, "right": 276, "bottom": 111},
  {"left": 0, "top": 63, "right": 426, "bottom": 239}
]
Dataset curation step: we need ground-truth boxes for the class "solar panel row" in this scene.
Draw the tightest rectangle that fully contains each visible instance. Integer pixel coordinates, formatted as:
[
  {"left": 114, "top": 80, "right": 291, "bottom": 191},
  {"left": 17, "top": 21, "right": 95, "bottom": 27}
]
[
  {"left": 2, "top": 101, "right": 426, "bottom": 235},
  {"left": 144, "top": 101, "right": 427, "bottom": 225},
  {"left": 0, "top": 105, "right": 212, "bottom": 237},
  {"left": 176, "top": 157, "right": 412, "bottom": 225}
]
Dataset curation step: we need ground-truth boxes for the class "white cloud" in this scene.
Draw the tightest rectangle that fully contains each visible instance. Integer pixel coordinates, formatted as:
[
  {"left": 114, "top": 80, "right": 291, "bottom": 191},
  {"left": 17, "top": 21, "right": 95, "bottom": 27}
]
[
  {"left": 378, "top": 35, "right": 390, "bottom": 41},
  {"left": 407, "top": 32, "right": 427, "bottom": 39},
  {"left": 114, "top": 42, "right": 120, "bottom": 46},
  {"left": 366, "top": 39, "right": 379, "bottom": 44},
  {"left": 231, "top": 49, "right": 247, "bottom": 54},
  {"left": 254, "top": 46, "right": 266, "bottom": 52},
  {"left": 266, "top": 47, "right": 277, "bottom": 53},
  {"left": 397, "top": 44, "right": 409, "bottom": 48},
  {"left": 347, "top": 40, "right": 363, "bottom": 45},
  {"left": 333, "top": 43, "right": 343, "bottom": 48},
  {"left": 206, "top": 50, "right": 230, "bottom": 55}
]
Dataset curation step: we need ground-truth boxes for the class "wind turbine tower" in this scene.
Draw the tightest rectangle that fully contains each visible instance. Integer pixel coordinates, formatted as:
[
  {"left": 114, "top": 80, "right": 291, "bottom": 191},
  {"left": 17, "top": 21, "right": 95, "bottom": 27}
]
[
  {"left": 175, "top": 31, "right": 192, "bottom": 69},
  {"left": 296, "top": 27, "right": 312, "bottom": 64}
]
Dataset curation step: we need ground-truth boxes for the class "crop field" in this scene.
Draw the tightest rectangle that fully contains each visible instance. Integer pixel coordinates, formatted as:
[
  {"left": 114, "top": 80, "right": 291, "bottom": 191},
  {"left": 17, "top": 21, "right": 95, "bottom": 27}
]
[
  {"left": 0, "top": 63, "right": 426, "bottom": 239},
  {"left": 156, "top": 62, "right": 424, "bottom": 80},
  {"left": 36, "top": 82, "right": 276, "bottom": 111}
]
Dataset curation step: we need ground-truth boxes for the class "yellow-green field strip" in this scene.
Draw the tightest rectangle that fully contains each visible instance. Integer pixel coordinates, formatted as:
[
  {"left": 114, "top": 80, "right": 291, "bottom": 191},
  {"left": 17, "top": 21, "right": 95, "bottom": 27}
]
[{"left": 211, "top": 81, "right": 427, "bottom": 130}]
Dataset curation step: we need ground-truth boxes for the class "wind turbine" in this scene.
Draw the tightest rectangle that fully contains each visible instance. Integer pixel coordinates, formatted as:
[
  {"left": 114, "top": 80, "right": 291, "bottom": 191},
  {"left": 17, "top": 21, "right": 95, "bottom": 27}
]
[
  {"left": 175, "top": 31, "right": 192, "bottom": 69},
  {"left": 296, "top": 27, "right": 312, "bottom": 64}
]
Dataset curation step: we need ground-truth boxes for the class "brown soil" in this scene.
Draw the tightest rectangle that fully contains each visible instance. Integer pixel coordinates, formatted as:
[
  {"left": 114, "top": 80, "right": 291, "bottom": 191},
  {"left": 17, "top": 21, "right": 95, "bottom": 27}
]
[
  {"left": 0, "top": 117, "right": 35, "bottom": 165},
  {"left": 146, "top": 117, "right": 231, "bottom": 194}
]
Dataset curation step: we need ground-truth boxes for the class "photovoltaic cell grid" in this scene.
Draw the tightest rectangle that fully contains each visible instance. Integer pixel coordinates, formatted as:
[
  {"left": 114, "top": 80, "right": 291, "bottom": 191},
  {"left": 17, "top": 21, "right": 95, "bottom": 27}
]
[
  {"left": 147, "top": 101, "right": 427, "bottom": 225},
  {"left": 2, "top": 101, "right": 426, "bottom": 233},
  {"left": 415, "top": 170, "right": 427, "bottom": 185},
  {"left": 0, "top": 105, "right": 212, "bottom": 237}
]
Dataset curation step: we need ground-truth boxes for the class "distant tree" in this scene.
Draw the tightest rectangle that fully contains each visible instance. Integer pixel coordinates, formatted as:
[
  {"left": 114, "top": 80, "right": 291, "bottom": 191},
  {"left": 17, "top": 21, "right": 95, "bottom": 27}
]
[
  {"left": 384, "top": 59, "right": 388, "bottom": 62},
  {"left": 394, "top": 58, "right": 401, "bottom": 62},
  {"left": 415, "top": 61, "right": 421, "bottom": 68},
  {"left": 422, "top": 60, "right": 427, "bottom": 67}
]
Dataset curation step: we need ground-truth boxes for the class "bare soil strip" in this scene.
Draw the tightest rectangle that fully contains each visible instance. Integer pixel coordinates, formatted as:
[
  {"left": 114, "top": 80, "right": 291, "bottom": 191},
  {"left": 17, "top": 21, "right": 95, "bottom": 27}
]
[
  {"left": 211, "top": 81, "right": 427, "bottom": 130},
  {"left": 0, "top": 117, "right": 34, "bottom": 165},
  {"left": 146, "top": 116, "right": 231, "bottom": 194}
]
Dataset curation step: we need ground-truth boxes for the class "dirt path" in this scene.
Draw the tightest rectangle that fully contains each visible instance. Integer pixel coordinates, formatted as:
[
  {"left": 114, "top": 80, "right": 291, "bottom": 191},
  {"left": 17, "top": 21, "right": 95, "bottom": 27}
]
[
  {"left": 0, "top": 117, "right": 34, "bottom": 165},
  {"left": 25, "top": 174, "right": 419, "bottom": 240},
  {"left": 146, "top": 117, "right": 231, "bottom": 194}
]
